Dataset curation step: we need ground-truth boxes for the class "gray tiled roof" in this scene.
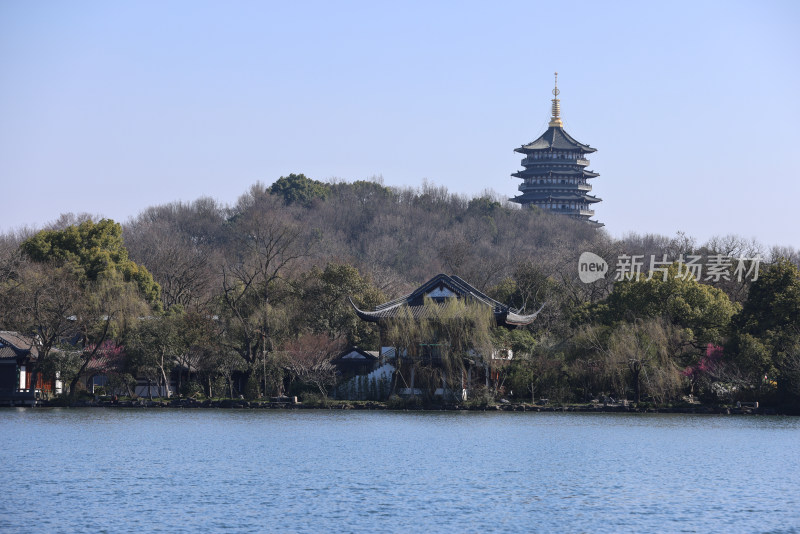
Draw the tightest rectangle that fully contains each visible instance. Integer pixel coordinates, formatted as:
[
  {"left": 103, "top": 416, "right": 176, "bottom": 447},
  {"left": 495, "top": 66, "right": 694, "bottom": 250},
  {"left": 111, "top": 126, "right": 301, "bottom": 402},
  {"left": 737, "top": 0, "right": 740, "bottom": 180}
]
[
  {"left": 350, "top": 274, "right": 542, "bottom": 328},
  {"left": 513, "top": 168, "right": 600, "bottom": 179},
  {"left": 334, "top": 348, "right": 380, "bottom": 362},
  {"left": 513, "top": 192, "right": 602, "bottom": 204},
  {"left": 0, "top": 331, "right": 37, "bottom": 359},
  {"left": 515, "top": 126, "right": 596, "bottom": 153}
]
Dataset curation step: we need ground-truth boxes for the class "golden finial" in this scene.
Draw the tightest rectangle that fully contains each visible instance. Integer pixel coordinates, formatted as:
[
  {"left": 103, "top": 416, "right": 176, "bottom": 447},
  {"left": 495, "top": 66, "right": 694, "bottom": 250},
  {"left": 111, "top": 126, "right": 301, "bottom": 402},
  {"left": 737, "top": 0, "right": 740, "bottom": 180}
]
[{"left": 549, "top": 71, "right": 563, "bottom": 127}]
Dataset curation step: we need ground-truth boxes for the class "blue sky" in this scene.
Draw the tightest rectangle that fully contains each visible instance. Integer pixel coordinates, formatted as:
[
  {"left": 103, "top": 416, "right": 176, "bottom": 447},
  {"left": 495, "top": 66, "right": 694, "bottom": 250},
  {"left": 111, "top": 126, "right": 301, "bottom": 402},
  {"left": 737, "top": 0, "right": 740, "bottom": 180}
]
[{"left": 1, "top": 1, "right": 798, "bottom": 248}]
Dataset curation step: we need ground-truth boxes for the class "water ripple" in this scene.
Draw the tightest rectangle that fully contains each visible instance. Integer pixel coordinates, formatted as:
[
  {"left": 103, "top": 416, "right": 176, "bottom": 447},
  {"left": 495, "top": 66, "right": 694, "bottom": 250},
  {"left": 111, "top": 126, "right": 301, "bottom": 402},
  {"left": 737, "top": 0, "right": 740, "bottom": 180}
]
[{"left": 1, "top": 409, "right": 799, "bottom": 533}]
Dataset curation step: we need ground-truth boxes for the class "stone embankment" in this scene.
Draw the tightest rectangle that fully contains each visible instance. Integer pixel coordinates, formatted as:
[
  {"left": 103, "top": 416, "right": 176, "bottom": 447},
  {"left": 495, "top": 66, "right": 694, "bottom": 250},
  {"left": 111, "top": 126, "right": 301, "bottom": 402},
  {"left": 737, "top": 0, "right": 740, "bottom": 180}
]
[{"left": 39, "top": 397, "right": 781, "bottom": 414}]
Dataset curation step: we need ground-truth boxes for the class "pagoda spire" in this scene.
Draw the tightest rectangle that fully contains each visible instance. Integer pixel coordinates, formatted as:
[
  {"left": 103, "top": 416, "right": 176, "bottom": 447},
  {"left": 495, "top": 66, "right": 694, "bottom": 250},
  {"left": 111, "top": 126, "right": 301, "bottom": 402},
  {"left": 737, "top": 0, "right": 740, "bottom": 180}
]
[{"left": 548, "top": 72, "right": 563, "bottom": 127}]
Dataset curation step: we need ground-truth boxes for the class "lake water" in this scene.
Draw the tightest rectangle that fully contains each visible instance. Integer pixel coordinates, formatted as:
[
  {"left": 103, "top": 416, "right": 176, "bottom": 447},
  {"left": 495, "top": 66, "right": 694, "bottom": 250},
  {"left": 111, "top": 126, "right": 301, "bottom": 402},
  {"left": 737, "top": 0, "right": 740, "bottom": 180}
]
[{"left": 1, "top": 409, "right": 799, "bottom": 533}]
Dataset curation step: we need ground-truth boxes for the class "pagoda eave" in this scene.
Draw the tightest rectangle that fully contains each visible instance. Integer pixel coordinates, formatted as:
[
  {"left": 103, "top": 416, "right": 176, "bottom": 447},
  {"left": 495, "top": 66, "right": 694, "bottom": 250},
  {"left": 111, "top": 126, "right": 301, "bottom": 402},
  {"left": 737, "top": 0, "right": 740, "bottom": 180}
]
[
  {"left": 512, "top": 169, "right": 600, "bottom": 179},
  {"left": 515, "top": 126, "right": 597, "bottom": 154},
  {"left": 512, "top": 193, "right": 601, "bottom": 203}
]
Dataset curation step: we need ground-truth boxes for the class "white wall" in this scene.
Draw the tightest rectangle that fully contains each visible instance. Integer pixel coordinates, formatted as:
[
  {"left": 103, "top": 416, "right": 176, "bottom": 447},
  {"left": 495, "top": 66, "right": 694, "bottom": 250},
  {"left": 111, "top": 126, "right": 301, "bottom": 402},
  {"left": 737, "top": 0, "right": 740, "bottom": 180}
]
[{"left": 336, "top": 363, "right": 395, "bottom": 399}]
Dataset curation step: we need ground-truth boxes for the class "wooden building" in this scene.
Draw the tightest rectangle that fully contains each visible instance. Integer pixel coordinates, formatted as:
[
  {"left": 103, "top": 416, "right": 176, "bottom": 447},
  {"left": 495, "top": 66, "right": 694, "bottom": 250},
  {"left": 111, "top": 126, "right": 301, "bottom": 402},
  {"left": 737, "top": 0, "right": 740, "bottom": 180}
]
[
  {"left": 511, "top": 73, "right": 603, "bottom": 227},
  {"left": 0, "top": 331, "right": 61, "bottom": 406}
]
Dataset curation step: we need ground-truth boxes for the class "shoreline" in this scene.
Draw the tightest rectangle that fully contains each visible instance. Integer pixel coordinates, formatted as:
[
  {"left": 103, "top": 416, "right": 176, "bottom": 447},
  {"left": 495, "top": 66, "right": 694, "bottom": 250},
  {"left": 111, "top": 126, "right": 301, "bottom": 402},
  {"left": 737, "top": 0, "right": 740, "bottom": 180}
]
[{"left": 9, "top": 398, "right": 796, "bottom": 415}]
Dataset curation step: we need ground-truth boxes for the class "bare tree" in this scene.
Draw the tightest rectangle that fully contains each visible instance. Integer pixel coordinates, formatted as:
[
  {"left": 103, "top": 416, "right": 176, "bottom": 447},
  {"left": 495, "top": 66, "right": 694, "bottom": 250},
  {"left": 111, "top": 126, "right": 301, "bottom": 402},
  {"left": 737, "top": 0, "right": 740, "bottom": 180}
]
[
  {"left": 282, "top": 333, "right": 344, "bottom": 398},
  {"left": 126, "top": 220, "right": 216, "bottom": 310},
  {"left": 218, "top": 188, "right": 316, "bottom": 397},
  {"left": 6, "top": 261, "right": 83, "bottom": 395}
]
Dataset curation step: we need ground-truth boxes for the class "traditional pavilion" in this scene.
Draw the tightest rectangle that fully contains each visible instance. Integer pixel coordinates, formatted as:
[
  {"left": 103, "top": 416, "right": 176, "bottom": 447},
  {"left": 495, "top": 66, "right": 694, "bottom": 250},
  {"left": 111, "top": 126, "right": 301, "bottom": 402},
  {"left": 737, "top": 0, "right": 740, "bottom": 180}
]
[
  {"left": 511, "top": 73, "right": 603, "bottom": 227},
  {"left": 350, "top": 274, "right": 543, "bottom": 399},
  {"left": 350, "top": 274, "right": 542, "bottom": 332}
]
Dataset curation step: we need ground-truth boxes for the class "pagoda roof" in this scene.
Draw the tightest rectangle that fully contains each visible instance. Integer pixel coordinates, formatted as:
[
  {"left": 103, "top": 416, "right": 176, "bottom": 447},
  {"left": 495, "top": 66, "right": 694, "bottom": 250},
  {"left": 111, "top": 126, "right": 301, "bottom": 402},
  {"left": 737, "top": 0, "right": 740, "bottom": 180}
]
[
  {"left": 349, "top": 274, "right": 543, "bottom": 328},
  {"left": 515, "top": 126, "right": 596, "bottom": 154},
  {"left": 513, "top": 168, "right": 600, "bottom": 179},
  {"left": 512, "top": 192, "right": 602, "bottom": 204}
]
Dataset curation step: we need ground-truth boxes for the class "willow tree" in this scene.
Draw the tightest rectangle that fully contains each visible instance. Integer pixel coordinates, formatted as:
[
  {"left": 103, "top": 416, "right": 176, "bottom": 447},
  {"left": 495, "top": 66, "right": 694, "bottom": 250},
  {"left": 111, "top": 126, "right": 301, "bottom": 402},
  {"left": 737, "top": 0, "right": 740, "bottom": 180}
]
[
  {"left": 383, "top": 296, "right": 496, "bottom": 400},
  {"left": 604, "top": 318, "right": 684, "bottom": 403}
]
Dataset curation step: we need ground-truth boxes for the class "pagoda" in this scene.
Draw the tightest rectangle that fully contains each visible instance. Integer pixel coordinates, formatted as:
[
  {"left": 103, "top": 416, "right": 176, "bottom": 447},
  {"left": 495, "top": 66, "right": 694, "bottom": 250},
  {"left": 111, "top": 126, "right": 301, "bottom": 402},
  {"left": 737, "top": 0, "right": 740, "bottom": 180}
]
[{"left": 510, "top": 73, "right": 602, "bottom": 227}]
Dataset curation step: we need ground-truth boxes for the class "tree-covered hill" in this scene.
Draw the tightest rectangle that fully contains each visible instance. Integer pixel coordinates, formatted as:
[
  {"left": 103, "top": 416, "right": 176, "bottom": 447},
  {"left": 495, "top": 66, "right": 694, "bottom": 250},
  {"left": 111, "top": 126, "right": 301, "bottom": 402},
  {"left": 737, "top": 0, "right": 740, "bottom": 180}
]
[{"left": 1, "top": 174, "right": 798, "bottom": 409}]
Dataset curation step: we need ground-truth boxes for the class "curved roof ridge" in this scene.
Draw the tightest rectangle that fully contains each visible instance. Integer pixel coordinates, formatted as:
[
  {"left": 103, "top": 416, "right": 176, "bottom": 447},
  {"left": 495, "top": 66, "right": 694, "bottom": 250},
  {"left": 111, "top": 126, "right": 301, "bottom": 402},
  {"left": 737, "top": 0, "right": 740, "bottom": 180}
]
[
  {"left": 349, "top": 274, "right": 544, "bottom": 328},
  {"left": 449, "top": 275, "right": 505, "bottom": 309},
  {"left": 556, "top": 127, "right": 595, "bottom": 152},
  {"left": 515, "top": 126, "right": 596, "bottom": 153},
  {"left": 513, "top": 169, "right": 597, "bottom": 177},
  {"left": 374, "top": 295, "right": 409, "bottom": 311},
  {"left": 348, "top": 297, "right": 388, "bottom": 322}
]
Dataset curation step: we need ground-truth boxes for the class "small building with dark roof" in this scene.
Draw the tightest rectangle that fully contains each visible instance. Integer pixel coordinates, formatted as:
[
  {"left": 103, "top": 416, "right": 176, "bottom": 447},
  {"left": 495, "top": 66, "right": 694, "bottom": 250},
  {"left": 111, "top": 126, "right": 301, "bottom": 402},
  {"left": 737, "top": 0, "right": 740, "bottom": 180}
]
[
  {"left": 330, "top": 347, "right": 393, "bottom": 401},
  {"left": 0, "top": 331, "right": 61, "bottom": 405},
  {"left": 332, "top": 347, "right": 380, "bottom": 377}
]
